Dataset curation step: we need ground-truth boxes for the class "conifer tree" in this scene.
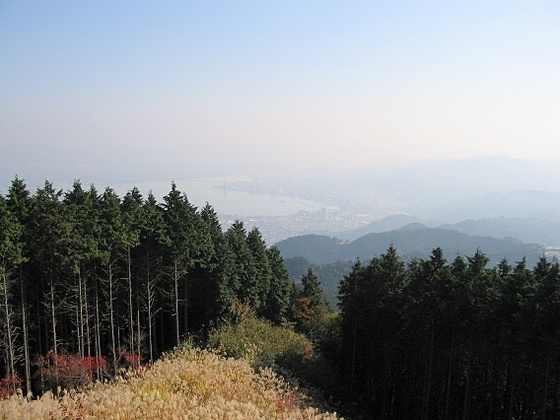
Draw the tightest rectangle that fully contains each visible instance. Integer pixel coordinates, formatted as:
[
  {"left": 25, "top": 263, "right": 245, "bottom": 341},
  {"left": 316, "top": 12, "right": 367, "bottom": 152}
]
[
  {"left": 121, "top": 188, "right": 144, "bottom": 359},
  {"left": 247, "top": 227, "right": 272, "bottom": 314},
  {"left": 5, "top": 177, "right": 33, "bottom": 392},
  {"left": 29, "top": 181, "right": 71, "bottom": 356},
  {"left": 162, "top": 183, "right": 207, "bottom": 344},
  {"left": 263, "top": 246, "right": 295, "bottom": 324},
  {"left": 98, "top": 187, "right": 126, "bottom": 369},
  {"left": 0, "top": 195, "right": 25, "bottom": 391},
  {"left": 292, "top": 268, "right": 329, "bottom": 338}
]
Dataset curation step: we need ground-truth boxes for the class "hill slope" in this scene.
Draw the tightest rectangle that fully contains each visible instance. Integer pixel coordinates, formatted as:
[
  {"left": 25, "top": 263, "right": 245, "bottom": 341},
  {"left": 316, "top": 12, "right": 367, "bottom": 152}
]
[
  {"left": 276, "top": 224, "right": 544, "bottom": 267},
  {"left": 437, "top": 217, "right": 560, "bottom": 246}
]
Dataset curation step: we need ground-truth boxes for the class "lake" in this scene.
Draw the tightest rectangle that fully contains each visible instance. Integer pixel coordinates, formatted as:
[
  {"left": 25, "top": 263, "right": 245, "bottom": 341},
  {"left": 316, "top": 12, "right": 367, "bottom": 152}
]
[{"left": 112, "top": 178, "right": 326, "bottom": 217}]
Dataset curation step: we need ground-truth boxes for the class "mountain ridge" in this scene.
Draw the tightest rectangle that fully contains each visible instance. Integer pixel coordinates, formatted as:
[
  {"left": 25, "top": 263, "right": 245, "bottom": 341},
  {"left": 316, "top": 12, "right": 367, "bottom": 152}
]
[{"left": 276, "top": 224, "right": 545, "bottom": 267}]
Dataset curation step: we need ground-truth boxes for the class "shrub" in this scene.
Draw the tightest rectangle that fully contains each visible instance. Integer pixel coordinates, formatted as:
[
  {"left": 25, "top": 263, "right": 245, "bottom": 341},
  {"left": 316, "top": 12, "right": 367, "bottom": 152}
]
[
  {"left": 206, "top": 314, "right": 313, "bottom": 370},
  {"left": 0, "top": 374, "right": 22, "bottom": 400},
  {"left": 35, "top": 350, "right": 109, "bottom": 391}
]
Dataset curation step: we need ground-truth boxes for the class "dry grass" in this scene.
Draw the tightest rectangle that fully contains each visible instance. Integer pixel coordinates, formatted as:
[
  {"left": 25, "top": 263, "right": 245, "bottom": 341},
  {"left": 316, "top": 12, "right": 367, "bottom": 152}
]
[{"left": 0, "top": 346, "right": 341, "bottom": 419}]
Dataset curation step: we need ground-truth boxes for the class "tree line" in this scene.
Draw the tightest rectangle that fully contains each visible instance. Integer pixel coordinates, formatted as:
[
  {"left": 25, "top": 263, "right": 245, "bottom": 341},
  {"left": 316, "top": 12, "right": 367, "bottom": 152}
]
[
  {"left": 0, "top": 177, "right": 296, "bottom": 395},
  {"left": 338, "top": 245, "right": 560, "bottom": 420}
]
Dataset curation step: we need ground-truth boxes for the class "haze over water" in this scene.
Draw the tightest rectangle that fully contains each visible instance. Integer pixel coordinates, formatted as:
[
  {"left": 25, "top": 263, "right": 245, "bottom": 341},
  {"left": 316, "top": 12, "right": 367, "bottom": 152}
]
[{"left": 112, "top": 178, "right": 328, "bottom": 217}]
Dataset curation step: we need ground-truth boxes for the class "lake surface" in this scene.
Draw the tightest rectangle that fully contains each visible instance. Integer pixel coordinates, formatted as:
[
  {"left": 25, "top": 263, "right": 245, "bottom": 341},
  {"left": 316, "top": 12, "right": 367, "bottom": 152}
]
[{"left": 113, "top": 178, "right": 326, "bottom": 217}]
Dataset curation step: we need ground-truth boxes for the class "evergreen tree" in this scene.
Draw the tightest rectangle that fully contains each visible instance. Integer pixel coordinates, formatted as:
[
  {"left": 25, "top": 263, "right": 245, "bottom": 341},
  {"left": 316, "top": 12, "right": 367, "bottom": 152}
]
[
  {"left": 262, "top": 246, "right": 295, "bottom": 324},
  {"left": 292, "top": 268, "right": 329, "bottom": 338},
  {"left": 29, "top": 181, "right": 71, "bottom": 356},
  {"left": 224, "top": 221, "right": 254, "bottom": 308},
  {"left": 121, "top": 187, "right": 144, "bottom": 359},
  {"left": 98, "top": 187, "right": 126, "bottom": 370},
  {"left": 189, "top": 203, "right": 226, "bottom": 329},
  {"left": 0, "top": 195, "right": 25, "bottom": 390},
  {"left": 162, "top": 183, "right": 207, "bottom": 344},
  {"left": 138, "top": 192, "right": 167, "bottom": 362},
  {"left": 247, "top": 227, "right": 272, "bottom": 314},
  {"left": 63, "top": 181, "right": 101, "bottom": 357},
  {"left": 5, "top": 177, "right": 33, "bottom": 392}
]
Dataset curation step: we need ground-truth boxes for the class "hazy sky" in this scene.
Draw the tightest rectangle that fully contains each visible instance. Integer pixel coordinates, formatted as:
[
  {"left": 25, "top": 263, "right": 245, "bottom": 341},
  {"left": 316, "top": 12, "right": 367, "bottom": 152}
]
[{"left": 2, "top": 1, "right": 560, "bottom": 190}]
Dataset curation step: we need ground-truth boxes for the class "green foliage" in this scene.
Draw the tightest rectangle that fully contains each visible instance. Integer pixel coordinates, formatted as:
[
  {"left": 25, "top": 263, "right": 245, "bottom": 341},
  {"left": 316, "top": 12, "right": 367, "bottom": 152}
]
[
  {"left": 338, "top": 245, "right": 560, "bottom": 419},
  {"left": 0, "top": 177, "right": 297, "bottom": 398},
  {"left": 206, "top": 314, "right": 313, "bottom": 369},
  {"left": 291, "top": 268, "right": 331, "bottom": 340}
]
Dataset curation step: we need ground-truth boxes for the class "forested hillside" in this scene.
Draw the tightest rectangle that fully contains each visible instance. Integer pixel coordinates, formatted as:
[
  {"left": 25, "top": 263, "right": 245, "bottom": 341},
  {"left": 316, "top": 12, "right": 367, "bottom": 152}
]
[
  {"left": 0, "top": 177, "right": 295, "bottom": 396},
  {"left": 3, "top": 176, "right": 560, "bottom": 419},
  {"left": 276, "top": 225, "right": 545, "bottom": 266},
  {"left": 337, "top": 246, "right": 560, "bottom": 419}
]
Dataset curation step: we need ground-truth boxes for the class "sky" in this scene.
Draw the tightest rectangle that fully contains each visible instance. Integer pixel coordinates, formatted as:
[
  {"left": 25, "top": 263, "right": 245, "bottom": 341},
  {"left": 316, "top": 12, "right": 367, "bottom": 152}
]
[{"left": 1, "top": 1, "right": 560, "bottom": 191}]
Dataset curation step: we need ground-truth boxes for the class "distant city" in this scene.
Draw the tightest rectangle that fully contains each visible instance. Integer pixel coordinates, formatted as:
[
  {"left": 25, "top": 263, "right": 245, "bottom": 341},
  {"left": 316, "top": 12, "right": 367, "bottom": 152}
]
[{"left": 220, "top": 208, "right": 377, "bottom": 245}]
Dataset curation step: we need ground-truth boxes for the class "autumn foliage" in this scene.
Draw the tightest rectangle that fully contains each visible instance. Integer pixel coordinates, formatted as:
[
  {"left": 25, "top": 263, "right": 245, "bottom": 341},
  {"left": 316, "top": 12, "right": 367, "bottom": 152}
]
[{"left": 35, "top": 350, "right": 109, "bottom": 390}]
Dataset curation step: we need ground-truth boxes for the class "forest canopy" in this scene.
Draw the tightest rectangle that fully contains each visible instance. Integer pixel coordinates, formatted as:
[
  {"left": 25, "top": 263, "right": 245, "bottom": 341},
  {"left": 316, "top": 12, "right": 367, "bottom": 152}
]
[
  {"left": 338, "top": 245, "right": 560, "bottom": 419},
  {"left": 0, "top": 177, "right": 295, "bottom": 395}
]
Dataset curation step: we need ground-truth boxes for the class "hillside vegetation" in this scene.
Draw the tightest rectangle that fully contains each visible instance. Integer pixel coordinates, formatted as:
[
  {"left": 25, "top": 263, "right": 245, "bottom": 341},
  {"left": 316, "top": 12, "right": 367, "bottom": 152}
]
[
  {"left": 276, "top": 224, "right": 545, "bottom": 266},
  {"left": 0, "top": 344, "right": 340, "bottom": 419}
]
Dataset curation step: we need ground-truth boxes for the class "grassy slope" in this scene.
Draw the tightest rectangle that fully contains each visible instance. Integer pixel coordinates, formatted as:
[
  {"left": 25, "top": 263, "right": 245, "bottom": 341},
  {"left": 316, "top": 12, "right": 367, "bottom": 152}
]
[{"left": 0, "top": 345, "right": 341, "bottom": 419}]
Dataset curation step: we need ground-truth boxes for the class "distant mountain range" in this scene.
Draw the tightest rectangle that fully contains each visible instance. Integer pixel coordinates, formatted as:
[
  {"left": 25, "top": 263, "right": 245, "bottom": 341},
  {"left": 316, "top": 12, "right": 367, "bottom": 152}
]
[
  {"left": 268, "top": 156, "right": 560, "bottom": 308},
  {"left": 276, "top": 223, "right": 546, "bottom": 268},
  {"left": 279, "top": 219, "right": 554, "bottom": 308},
  {"left": 337, "top": 214, "right": 560, "bottom": 245}
]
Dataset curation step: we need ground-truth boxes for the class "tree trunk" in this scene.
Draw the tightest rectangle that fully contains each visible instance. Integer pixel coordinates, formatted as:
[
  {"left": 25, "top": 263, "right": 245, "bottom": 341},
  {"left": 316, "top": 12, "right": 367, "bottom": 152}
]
[
  {"left": 146, "top": 247, "right": 154, "bottom": 364},
  {"left": 183, "top": 274, "right": 188, "bottom": 336},
  {"left": 20, "top": 271, "right": 31, "bottom": 393},
  {"left": 422, "top": 318, "right": 435, "bottom": 420},
  {"left": 83, "top": 271, "right": 91, "bottom": 357},
  {"left": 77, "top": 269, "right": 84, "bottom": 356},
  {"left": 49, "top": 279, "right": 58, "bottom": 356},
  {"left": 2, "top": 274, "right": 16, "bottom": 392},
  {"left": 444, "top": 327, "right": 455, "bottom": 420},
  {"left": 108, "top": 263, "right": 117, "bottom": 371},
  {"left": 174, "top": 260, "right": 180, "bottom": 347},
  {"left": 462, "top": 339, "right": 473, "bottom": 420},
  {"left": 542, "top": 351, "right": 551, "bottom": 420},
  {"left": 349, "top": 313, "right": 358, "bottom": 399},
  {"left": 127, "top": 247, "right": 134, "bottom": 355},
  {"left": 94, "top": 272, "right": 103, "bottom": 380}
]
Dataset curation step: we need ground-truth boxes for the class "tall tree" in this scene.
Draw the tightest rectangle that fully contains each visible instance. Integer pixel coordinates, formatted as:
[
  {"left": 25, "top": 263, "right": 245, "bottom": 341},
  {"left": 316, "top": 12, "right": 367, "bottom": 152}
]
[
  {"left": 162, "top": 183, "right": 204, "bottom": 345},
  {"left": 138, "top": 192, "right": 167, "bottom": 362},
  {"left": 29, "top": 181, "right": 72, "bottom": 357},
  {"left": 188, "top": 203, "right": 225, "bottom": 330},
  {"left": 0, "top": 195, "right": 25, "bottom": 391},
  {"left": 246, "top": 227, "right": 272, "bottom": 314},
  {"left": 98, "top": 187, "right": 126, "bottom": 370},
  {"left": 225, "top": 221, "right": 257, "bottom": 309},
  {"left": 5, "top": 177, "right": 33, "bottom": 392},
  {"left": 121, "top": 188, "right": 144, "bottom": 359},
  {"left": 263, "top": 246, "right": 295, "bottom": 324},
  {"left": 63, "top": 181, "right": 100, "bottom": 357},
  {"left": 292, "top": 268, "right": 329, "bottom": 338}
]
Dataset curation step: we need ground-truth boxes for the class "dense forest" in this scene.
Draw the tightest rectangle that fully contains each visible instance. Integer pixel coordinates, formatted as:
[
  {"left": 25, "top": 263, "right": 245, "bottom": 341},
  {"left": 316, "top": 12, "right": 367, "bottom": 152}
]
[
  {"left": 338, "top": 246, "right": 560, "bottom": 419},
  {"left": 2, "top": 176, "right": 560, "bottom": 419},
  {"left": 0, "top": 177, "right": 296, "bottom": 395}
]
